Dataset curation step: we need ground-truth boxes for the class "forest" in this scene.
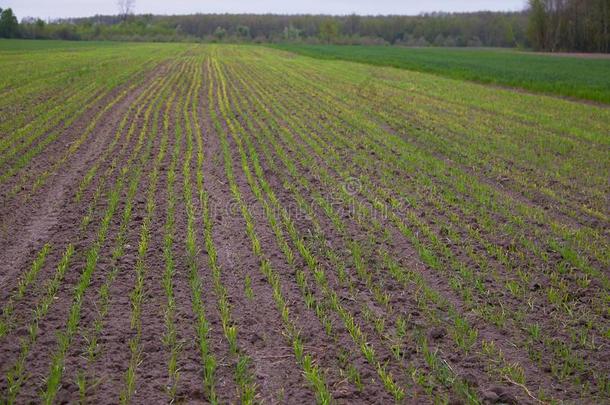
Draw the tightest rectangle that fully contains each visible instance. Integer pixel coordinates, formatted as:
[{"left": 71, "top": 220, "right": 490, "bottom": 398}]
[
  {"left": 528, "top": 0, "right": 609, "bottom": 52},
  {"left": 1, "top": 0, "right": 609, "bottom": 52}
]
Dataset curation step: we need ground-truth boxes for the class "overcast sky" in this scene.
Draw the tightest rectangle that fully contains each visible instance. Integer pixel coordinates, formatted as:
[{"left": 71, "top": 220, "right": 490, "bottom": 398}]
[{"left": 3, "top": 0, "right": 527, "bottom": 20}]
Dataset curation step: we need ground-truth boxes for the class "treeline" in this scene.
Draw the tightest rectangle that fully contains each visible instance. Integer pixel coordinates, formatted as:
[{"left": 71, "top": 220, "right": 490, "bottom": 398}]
[
  {"left": 2, "top": 10, "right": 531, "bottom": 47},
  {"left": 528, "top": 0, "right": 609, "bottom": 52},
  {"left": 1, "top": 3, "right": 609, "bottom": 52}
]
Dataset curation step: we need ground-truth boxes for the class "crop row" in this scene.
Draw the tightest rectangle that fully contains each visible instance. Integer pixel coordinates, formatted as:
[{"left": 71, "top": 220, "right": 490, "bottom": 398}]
[
  {"left": 0, "top": 55, "right": 189, "bottom": 403},
  {"left": 210, "top": 45, "right": 608, "bottom": 401},
  {"left": 1, "top": 44, "right": 607, "bottom": 404}
]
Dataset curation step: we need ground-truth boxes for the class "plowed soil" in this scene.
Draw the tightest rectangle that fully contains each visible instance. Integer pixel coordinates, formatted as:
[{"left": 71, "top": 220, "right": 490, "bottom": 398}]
[{"left": 1, "top": 44, "right": 608, "bottom": 404}]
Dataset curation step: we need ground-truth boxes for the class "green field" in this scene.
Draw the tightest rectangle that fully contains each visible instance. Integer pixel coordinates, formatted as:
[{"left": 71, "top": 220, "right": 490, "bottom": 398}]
[
  {"left": 272, "top": 44, "right": 610, "bottom": 103},
  {"left": 0, "top": 40, "right": 609, "bottom": 404}
]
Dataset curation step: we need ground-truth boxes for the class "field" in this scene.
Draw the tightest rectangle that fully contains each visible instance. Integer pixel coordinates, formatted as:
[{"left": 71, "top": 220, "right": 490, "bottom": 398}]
[
  {"left": 0, "top": 40, "right": 609, "bottom": 404},
  {"left": 271, "top": 44, "right": 610, "bottom": 103}
]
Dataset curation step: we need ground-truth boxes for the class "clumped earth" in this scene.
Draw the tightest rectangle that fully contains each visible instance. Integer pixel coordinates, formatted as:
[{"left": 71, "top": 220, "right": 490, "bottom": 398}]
[{"left": 0, "top": 42, "right": 608, "bottom": 404}]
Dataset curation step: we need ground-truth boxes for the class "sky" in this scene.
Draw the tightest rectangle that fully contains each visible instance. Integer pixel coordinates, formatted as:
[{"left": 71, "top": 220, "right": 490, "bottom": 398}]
[{"left": 3, "top": 0, "right": 527, "bottom": 20}]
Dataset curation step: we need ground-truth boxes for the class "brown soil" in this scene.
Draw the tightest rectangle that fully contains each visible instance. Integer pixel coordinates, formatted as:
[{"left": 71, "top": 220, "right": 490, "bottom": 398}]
[
  {"left": 1, "top": 50, "right": 608, "bottom": 405},
  {"left": 520, "top": 51, "right": 610, "bottom": 59}
]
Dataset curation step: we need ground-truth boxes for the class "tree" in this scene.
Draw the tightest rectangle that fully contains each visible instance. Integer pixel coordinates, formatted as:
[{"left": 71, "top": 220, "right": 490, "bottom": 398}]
[
  {"left": 526, "top": 0, "right": 609, "bottom": 52},
  {"left": 283, "top": 24, "right": 301, "bottom": 41},
  {"left": 433, "top": 33, "right": 446, "bottom": 46},
  {"left": 20, "top": 16, "right": 46, "bottom": 39},
  {"left": 0, "top": 8, "right": 19, "bottom": 38},
  {"left": 345, "top": 13, "right": 361, "bottom": 36},
  {"left": 527, "top": 0, "right": 548, "bottom": 50},
  {"left": 117, "top": 0, "right": 135, "bottom": 22},
  {"left": 213, "top": 26, "right": 226, "bottom": 41},
  {"left": 236, "top": 25, "right": 250, "bottom": 38},
  {"left": 504, "top": 22, "right": 516, "bottom": 46},
  {"left": 319, "top": 19, "right": 339, "bottom": 43}
]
